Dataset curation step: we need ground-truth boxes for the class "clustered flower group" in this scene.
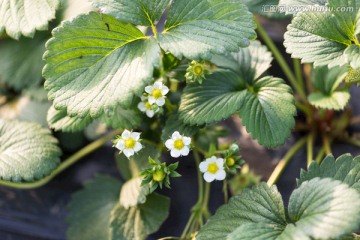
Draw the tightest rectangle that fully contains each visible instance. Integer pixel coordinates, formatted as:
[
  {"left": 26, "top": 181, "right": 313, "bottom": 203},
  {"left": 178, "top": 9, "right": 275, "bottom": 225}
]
[{"left": 138, "top": 81, "right": 169, "bottom": 118}]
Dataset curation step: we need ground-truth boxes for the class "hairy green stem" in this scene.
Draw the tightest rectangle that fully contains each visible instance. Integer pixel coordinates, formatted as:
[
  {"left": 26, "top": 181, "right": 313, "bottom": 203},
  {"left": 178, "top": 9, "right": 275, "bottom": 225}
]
[
  {"left": 267, "top": 137, "right": 307, "bottom": 186},
  {"left": 293, "top": 58, "right": 305, "bottom": 91},
  {"left": 0, "top": 129, "right": 122, "bottom": 189},
  {"left": 315, "top": 146, "right": 326, "bottom": 164},
  {"left": 255, "top": 18, "right": 307, "bottom": 102},
  {"left": 307, "top": 132, "right": 315, "bottom": 167}
]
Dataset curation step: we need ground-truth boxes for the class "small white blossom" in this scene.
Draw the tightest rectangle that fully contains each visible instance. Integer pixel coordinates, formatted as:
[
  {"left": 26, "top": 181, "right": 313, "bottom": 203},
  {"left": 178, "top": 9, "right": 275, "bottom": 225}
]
[
  {"left": 137, "top": 96, "right": 159, "bottom": 118},
  {"left": 145, "top": 82, "right": 169, "bottom": 107},
  {"left": 115, "top": 130, "right": 142, "bottom": 158},
  {"left": 165, "top": 131, "right": 191, "bottom": 158},
  {"left": 199, "top": 156, "right": 226, "bottom": 182}
]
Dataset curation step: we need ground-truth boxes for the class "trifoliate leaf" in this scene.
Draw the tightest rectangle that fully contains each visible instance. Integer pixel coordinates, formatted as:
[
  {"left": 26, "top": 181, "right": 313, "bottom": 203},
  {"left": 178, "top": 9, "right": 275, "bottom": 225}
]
[
  {"left": 67, "top": 175, "right": 121, "bottom": 240},
  {"left": 211, "top": 40, "right": 273, "bottom": 83},
  {"left": 0, "top": 36, "right": 46, "bottom": 90},
  {"left": 284, "top": 0, "right": 360, "bottom": 67},
  {"left": 91, "top": 0, "right": 170, "bottom": 26},
  {"left": 0, "top": 0, "right": 60, "bottom": 39},
  {"left": 116, "top": 143, "right": 160, "bottom": 180},
  {"left": 298, "top": 154, "right": 360, "bottom": 193},
  {"left": 288, "top": 178, "right": 360, "bottom": 240},
  {"left": 197, "top": 183, "right": 287, "bottom": 240},
  {"left": 161, "top": 113, "right": 199, "bottom": 142},
  {"left": 0, "top": 119, "right": 61, "bottom": 182},
  {"left": 119, "top": 177, "right": 148, "bottom": 209},
  {"left": 158, "top": 0, "right": 256, "bottom": 60},
  {"left": 43, "top": 12, "right": 160, "bottom": 118},
  {"left": 100, "top": 105, "right": 142, "bottom": 129},
  {"left": 345, "top": 44, "right": 360, "bottom": 70},
  {"left": 47, "top": 105, "right": 93, "bottom": 132},
  {"left": 110, "top": 193, "right": 170, "bottom": 240}
]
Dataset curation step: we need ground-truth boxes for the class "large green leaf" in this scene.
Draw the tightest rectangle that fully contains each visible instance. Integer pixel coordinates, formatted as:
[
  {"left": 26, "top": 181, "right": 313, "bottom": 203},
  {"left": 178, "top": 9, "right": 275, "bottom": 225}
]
[
  {"left": 244, "top": 0, "right": 287, "bottom": 19},
  {"left": 298, "top": 154, "right": 360, "bottom": 192},
  {"left": 161, "top": 113, "right": 200, "bottom": 142},
  {"left": 308, "top": 65, "right": 350, "bottom": 110},
  {"left": 91, "top": 0, "right": 170, "bottom": 26},
  {"left": 179, "top": 71, "right": 295, "bottom": 147},
  {"left": 0, "top": 119, "right": 61, "bottom": 182},
  {"left": 0, "top": 0, "right": 59, "bottom": 39},
  {"left": 284, "top": 0, "right": 360, "bottom": 67},
  {"left": 99, "top": 105, "right": 142, "bottom": 129},
  {"left": 43, "top": 12, "right": 160, "bottom": 118},
  {"left": 110, "top": 193, "right": 170, "bottom": 240},
  {"left": 278, "top": 0, "right": 326, "bottom": 15},
  {"left": 67, "top": 175, "right": 121, "bottom": 240},
  {"left": 0, "top": 36, "right": 46, "bottom": 90},
  {"left": 158, "top": 0, "right": 256, "bottom": 60}
]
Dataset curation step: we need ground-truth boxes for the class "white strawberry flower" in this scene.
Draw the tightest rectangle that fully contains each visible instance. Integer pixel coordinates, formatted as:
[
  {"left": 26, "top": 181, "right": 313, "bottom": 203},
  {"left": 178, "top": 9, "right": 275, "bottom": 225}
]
[
  {"left": 115, "top": 130, "right": 142, "bottom": 158},
  {"left": 145, "top": 82, "right": 169, "bottom": 107},
  {"left": 199, "top": 156, "right": 226, "bottom": 182},
  {"left": 165, "top": 131, "right": 191, "bottom": 158},
  {"left": 137, "top": 96, "right": 159, "bottom": 118}
]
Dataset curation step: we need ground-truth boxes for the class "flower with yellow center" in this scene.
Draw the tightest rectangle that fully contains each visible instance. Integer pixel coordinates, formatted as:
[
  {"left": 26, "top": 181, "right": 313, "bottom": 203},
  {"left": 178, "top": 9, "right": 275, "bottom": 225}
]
[
  {"left": 145, "top": 82, "right": 169, "bottom": 107},
  {"left": 199, "top": 156, "right": 226, "bottom": 182},
  {"left": 115, "top": 130, "right": 142, "bottom": 158},
  {"left": 137, "top": 96, "right": 159, "bottom": 118},
  {"left": 165, "top": 131, "right": 191, "bottom": 158}
]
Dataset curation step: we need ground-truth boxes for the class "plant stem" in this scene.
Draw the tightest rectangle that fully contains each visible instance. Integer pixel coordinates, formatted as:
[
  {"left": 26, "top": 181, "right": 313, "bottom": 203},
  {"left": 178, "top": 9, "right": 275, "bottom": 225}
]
[
  {"left": 255, "top": 18, "right": 307, "bottom": 102},
  {"left": 223, "top": 179, "right": 229, "bottom": 204},
  {"left": 307, "top": 132, "right": 315, "bottom": 167},
  {"left": 0, "top": 129, "right": 122, "bottom": 189},
  {"left": 315, "top": 146, "right": 326, "bottom": 164},
  {"left": 267, "top": 137, "right": 307, "bottom": 186},
  {"left": 344, "top": 136, "right": 360, "bottom": 148},
  {"left": 293, "top": 58, "right": 305, "bottom": 91},
  {"left": 322, "top": 134, "right": 332, "bottom": 155}
]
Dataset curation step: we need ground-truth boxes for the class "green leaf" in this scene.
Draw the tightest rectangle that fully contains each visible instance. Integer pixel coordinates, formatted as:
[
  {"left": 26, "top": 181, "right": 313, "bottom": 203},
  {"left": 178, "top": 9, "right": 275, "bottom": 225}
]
[
  {"left": 308, "top": 92, "right": 350, "bottom": 110},
  {"left": 0, "top": 36, "right": 46, "bottom": 90},
  {"left": 227, "top": 223, "right": 284, "bottom": 240},
  {"left": 288, "top": 178, "right": 360, "bottom": 240},
  {"left": 345, "top": 44, "right": 360, "bottom": 69},
  {"left": 161, "top": 113, "right": 199, "bottom": 142},
  {"left": 47, "top": 105, "right": 93, "bottom": 132},
  {"left": 284, "top": 0, "right": 360, "bottom": 67},
  {"left": 197, "top": 183, "right": 287, "bottom": 240},
  {"left": 244, "top": 0, "right": 287, "bottom": 19},
  {"left": 116, "top": 143, "right": 160, "bottom": 180},
  {"left": 43, "top": 12, "right": 160, "bottom": 118},
  {"left": 17, "top": 98, "right": 51, "bottom": 128},
  {"left": 298, "top": 154, "right": 360, "bottom": 193},
  {"left": 91, "top": 0, "right": 170, "bottom": 26},
  {"left": 278, "top": 0, "right": 326, "bottom": 15},
  {"left": 67, "top": 175, "right": 121, "bottom": 240},
  {"left": 211, "top": 40, "right": 273, "bottom": 83},
  {"left": 119, "top": 176, "right": 148, "bottom": 209},
  {"left": 0, "top": 119, "right": 61, "bottom": 182},
  {"left": 158, "top": 0, "right": 256, "bottom": 60},
  {"left": 100, "top": 105, "right": 142, "bottom": 129},
  {"left": 0, "top": 0, "right": 59, "bottom": 39},
  {"left": 110, "top": 193, "right": 170, "bottom": 240}
]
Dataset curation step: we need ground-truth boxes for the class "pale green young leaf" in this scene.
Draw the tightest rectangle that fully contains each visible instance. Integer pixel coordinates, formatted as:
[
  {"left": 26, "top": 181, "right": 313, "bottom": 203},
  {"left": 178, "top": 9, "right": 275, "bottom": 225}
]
[
  {"left": 110, "top": 193, "right": 170, "bottom": 240},
  {"left": 0, "top": 0, "right": 59, "bottom": 39},
  {"left": 0, "top": 36, "right": 46, "bottom": 90},
  {"left": 158, "top": 0, "right": 256, "bottom": 60},
  {"left": 345, "top": 44, "right": 360, "bottom": 69},
  {"left": 161, "top": 113, "right": 200, "bottom": 142},
  {"left": 298, "top": 154, "right": 360, "bottom": 193},
  {"left": 67, "top": 175, "right": 121, "bottom": 240},
  {"left": 288, "top": 178, "right": 360, "bottom": 240},
  {"left": 197, "top": 183, "right": 287, "bottom": 240},
  {"left": 47, "top": 105, "right": 93, "bottom": 132},
  {"left": 0, "top": 119, "right": 61, "bottom": 182},
  {"left": 43, "top": 12, "right": 160, "bottom": 118},
  {"left": 211, "top": 40, "right": 273, "bottom": 83},
  {"left": 91, "top": 0, "right": 170, "bottom": 26}
]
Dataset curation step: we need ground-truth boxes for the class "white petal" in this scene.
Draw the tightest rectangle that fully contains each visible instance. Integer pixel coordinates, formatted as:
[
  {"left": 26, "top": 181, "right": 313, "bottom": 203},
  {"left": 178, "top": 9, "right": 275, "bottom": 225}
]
[
  {"left": 134, "top": 142, "right": 142, "bottom": 152},
  {"left": 206, "top": 156, "right": 217, "bottom": 163},
  {"left": 204, "top": 172, "right": 216, "bottom": 183},
  {"left": 199, "top": 161, "right": 208, "bottom": 173},
  {"left": 156, "top": 97, "right": 165, "bottom": 106},
  {"left": 165, "top": 139, "right": 174, "bottom": 149},
  {"left": 215, "top": 170, "right": 226, "bottom": 181},
  {"left": 154, "top": 82, "right": 162, "bottom": 88},
  {"left": 115, "top": 140, "right": 125, "bottom": 150},
  {"left": 137, "top": 102, "right": 146, "bottom": 112},
  {"left": 216, "top": 158, "right": 225, "bottom": 168},
  {"left": 161, "top": 86, "right": 169, "bottom": 95},
  {"left": 148, "top": 96, "right": 156, "bottom": 104},
  {"left": 131, "top": 132, "right": 141, "bottom": 140},
  {"left": 183, "top": 136, "right": 191, "bottom": 145},
  {"left": 172, "top": 131, "right": 181, "bottom": 139},
  {"left": 146, "top": 110, "right": 155, "bottom": 118},
  {"left": 170, "top": 149, "right": 181, "bottom": 158},
  {"left": 122, "top": 130, "right": 131, "bottom": 138},
  {"left": 123, "top": 148, "right": 134, "bottom": 157},
  {"left": 180, "top": 147, "right": 190, "bottom": 156},
  {"left": 145, "top": 86, "right": 153, "bottom": 94}
]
